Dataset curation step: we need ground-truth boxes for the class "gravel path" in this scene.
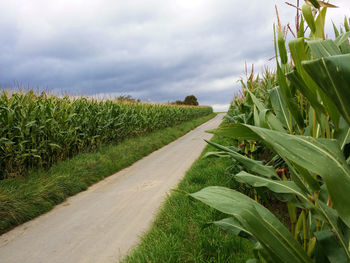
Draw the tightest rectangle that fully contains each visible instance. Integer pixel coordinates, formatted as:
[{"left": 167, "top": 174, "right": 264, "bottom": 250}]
[{"left": 0, "top": 114, "right": 224, "bottom": 263}]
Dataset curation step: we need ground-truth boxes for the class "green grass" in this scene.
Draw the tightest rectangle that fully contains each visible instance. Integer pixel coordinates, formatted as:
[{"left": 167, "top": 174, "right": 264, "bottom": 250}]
[
  {"left": 122, "top": 132, "right": 254, "bottom": 263},
  {"left": 0, "top": 113, "right": 216, "bottom": 235}
]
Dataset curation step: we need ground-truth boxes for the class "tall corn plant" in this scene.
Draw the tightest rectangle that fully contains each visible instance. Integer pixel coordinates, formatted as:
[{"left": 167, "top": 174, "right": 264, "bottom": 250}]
[{"left": 190, "top": 1, "right": 350, "bottom": 262}]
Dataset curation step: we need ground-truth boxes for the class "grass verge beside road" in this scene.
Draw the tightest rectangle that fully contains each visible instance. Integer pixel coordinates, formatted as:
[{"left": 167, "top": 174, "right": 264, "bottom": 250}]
[
  {"left": 122, "top": 132, "right": 253, "bottom": 263},
  {"left": 0, "top": 113, "right": 216, "bottom": 235}
]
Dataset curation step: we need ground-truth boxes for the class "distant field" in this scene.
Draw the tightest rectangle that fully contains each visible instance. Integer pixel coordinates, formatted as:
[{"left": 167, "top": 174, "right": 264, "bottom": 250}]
[{"left": 0, "top": 90, "right": 212, "bottom": 179}]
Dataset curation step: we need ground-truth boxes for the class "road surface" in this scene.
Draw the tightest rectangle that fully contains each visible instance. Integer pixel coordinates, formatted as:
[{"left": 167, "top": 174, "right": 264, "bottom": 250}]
[{"left": 0, "top": 113, "right": 224, "bottom": 263}]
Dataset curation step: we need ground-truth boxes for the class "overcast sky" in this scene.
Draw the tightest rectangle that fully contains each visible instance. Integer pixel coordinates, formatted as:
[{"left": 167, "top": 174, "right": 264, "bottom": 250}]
[{"left": 0, "top": 1, "right": 349, "bottom": 111}]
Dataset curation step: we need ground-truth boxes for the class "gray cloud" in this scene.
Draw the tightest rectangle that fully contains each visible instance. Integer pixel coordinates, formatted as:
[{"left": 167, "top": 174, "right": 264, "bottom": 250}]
[{"left": 0, "top": 0, "right": 349, "bottom": 111}]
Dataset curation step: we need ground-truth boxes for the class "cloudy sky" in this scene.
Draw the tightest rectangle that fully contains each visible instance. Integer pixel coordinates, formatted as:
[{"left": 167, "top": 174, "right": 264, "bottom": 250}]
[{"left": 0, "top": 1, "right": 349, "bottom": 111}]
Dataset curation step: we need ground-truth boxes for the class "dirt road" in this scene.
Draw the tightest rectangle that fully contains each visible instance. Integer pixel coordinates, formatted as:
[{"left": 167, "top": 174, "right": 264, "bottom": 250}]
[{"left": 0, "top": 113, "right": 224, "bottom": 263}]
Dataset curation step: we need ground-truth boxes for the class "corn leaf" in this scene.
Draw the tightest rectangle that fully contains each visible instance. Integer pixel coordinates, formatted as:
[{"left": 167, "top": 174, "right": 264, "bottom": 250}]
[
  {"left": 289, "top": 38, "right": 340, "bottom": 127},
  {"left": 302, "top": 4, "right": 316, "bottom": 33},
  {"left": 315, "top": 201, "right": 350, "bottom": 260},
  {"left": 314, "top": 230, "right": 349, "bottom": 263},
  {"left": 292, "top": 162, "right": 320, "bottom": 192},
  {"left": 246, "top": 89, "right": 286, "bottom": 132},
  {"left": 190, "top": 186, "right": 313, "bottom": 263},
  {"left": 314, "top": 7, "right": 327, "bottom": 39},
  {"left": 345, "top": 16, "right": 350, "bottom": 32},
  {"left": 208, "top": 124, "right": 259, "bottom": 141},
  {"left": 276, "top": 63, "right": 305, "bottom": 130},
  {"left": 334, "top": 118, "right": 350, "bottom": 151},
  {"left": 269, "top": 87, "right": 290, "bottom": 130},
  {"left": 253, "top": 105, "right": 260, "bottom": 127},
  {"left": 205, "top": 140, "right": 278, "bottom": 179},
  {"left": 211, "top": 217, "right": 256, "bottom": 242},
  {"left": 215, "top": 123, "right": 350, "bottom": 228},
  {"left": 307, "top": 39, "right": 341, "bottom": 58},
  {"left": 298, "top": 16, "right": 305, "bottom": 38},
  {"left": 235, "top": 171, "right": 312, "bottom": 207},
  {"left": 302, "top": 54, "right": 350, "bottom": 125},
  {"left": 333, "top": 22, "right": 340, "bottom": 38},
  {"left": 334, "top": 32, "right": 350, "bottom": 47},
  {"left": 284, "top": 160, "right": 313, "bottom": 194},
  {"left": 244, "top": 125, "right": 350, "bottom": 228},
  {"left": 286, "top": 70, "right": 325, "bottom": 114},
  {"left": 288, "top": 39, "right": 326, "bottom": 115}
]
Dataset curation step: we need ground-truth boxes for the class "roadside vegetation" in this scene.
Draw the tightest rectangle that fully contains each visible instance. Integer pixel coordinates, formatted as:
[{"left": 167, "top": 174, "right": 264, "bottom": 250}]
[
  {"left": 0, "top": 90, "right": 212, "bottom": 179},
  {"left": 123, "top": 130, "right": 253, "bottom": 263},
  {"left": 190, "top": 1, "right": 350, "bottom": 262},
  {"left": 124, "top": 1, "right": 350, "bottom": 262},
  {"left": 0, "top": 109, "right": 215, "bottom": 234}
]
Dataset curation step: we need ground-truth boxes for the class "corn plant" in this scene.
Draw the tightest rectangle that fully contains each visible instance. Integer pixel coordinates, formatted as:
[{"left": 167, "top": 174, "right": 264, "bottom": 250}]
[
  {"left": 190, "top": 1, "right": 350, "bottom": 262},
  {"left": 0, "top": 91, "right": 212, "bottom": 179}
]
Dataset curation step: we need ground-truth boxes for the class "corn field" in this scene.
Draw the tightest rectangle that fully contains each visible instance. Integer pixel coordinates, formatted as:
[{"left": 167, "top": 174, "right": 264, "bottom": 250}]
[{"left": 0, "top": 90, "right": 212, "bottom": 179}]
